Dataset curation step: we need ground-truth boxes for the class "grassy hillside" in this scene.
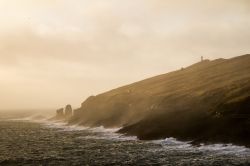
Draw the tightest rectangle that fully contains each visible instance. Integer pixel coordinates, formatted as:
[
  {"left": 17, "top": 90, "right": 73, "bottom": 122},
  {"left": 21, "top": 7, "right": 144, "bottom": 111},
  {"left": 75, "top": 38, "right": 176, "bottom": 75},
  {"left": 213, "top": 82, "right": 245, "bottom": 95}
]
[{"left": 71, "top": 54, "right": 250, "bottom": 146}]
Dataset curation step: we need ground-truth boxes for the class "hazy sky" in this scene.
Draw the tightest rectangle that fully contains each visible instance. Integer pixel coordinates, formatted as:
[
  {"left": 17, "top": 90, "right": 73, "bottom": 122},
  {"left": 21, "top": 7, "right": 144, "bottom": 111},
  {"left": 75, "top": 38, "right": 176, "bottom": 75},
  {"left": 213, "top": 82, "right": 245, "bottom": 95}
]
[{"left": 0, "top": 0, "right": 249, "bottom": 110}]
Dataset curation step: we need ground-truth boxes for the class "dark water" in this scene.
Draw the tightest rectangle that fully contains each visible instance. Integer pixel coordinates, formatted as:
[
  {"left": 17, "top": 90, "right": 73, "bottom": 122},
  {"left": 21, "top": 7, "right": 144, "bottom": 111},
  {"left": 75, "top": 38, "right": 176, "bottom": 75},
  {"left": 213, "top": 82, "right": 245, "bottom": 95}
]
[{"left": 0, "top": 119, "right": 250, "bottom": 166}]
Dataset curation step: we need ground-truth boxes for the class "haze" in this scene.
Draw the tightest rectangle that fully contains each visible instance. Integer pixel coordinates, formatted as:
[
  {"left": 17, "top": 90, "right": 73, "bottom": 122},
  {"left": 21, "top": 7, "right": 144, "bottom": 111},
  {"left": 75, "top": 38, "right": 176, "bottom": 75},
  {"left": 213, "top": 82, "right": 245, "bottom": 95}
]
[{"left": 0, "top": 0, "right": 249, "bottom": 111}]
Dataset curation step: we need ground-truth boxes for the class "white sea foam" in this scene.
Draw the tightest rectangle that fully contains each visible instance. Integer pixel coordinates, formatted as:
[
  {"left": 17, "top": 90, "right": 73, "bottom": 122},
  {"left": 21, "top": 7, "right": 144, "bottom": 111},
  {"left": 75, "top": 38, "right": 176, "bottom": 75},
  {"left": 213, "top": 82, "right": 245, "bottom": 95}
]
[
  {"left": 32, "top": 120, "right": 138, "bottom": 141},
  {"left": 79, "top": 133, "right": 138, "bottom": 141},
  {"left": 8, "top": 117, "right": 249, "bottom": 155},
  {"left": 62, "top": 125, "right": 89, "bottom": 131},
  {"left": 73, "top": 126, "right": 138, "bottom": 141},
  {"left": 152, "top": 137, "right": 192, "bottom": 150},
  {"left": 151, "top": 137, "right": 250, "bottom": 156},
  {"left": 88, "top": 126, "right": 121, "bottom": 133},
  {"left": 197, "top": 143, "right": 250, "bottom": 155},
  {"left": 42, "top": 121, "right": 69, "bottom": 129}
]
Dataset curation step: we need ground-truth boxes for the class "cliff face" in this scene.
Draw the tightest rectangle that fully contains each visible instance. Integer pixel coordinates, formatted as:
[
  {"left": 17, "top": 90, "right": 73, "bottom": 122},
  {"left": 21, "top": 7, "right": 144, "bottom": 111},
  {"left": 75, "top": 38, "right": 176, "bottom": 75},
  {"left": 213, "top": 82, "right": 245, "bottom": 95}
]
[{"left": 70, "top": 54, "right": 250, "bottom": 146}]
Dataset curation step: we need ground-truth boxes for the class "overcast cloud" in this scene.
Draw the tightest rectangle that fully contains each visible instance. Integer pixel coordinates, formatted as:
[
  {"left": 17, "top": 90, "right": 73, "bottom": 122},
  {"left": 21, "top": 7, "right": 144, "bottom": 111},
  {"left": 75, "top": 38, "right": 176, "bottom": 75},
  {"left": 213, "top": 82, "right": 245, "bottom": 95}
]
[{"left": 0, "top": 0, "right": 249, "bottom": 110}]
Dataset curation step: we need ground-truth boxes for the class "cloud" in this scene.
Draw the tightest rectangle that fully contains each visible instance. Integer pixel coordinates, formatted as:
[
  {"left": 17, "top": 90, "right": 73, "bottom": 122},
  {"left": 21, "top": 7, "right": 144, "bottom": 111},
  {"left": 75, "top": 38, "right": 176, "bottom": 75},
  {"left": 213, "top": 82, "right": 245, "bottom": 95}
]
[{"left": 0, "top": 0, "right": 250, "bottom": 110}]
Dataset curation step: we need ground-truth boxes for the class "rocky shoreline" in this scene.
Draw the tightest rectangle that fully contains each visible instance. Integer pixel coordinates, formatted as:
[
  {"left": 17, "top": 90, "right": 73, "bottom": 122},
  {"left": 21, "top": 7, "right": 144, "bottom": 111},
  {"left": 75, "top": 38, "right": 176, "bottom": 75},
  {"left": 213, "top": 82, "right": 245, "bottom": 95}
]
[{"left": 54, "top": 54, "right": 250, "bottom": 147}]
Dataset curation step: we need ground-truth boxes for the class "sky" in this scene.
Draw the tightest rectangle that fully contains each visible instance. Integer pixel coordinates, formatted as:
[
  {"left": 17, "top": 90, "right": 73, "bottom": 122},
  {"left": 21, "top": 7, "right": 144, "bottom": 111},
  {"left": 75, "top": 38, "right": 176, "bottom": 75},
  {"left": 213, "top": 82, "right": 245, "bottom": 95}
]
[{"left": 0, "top": 0, "right": 249, "bottom": 111}]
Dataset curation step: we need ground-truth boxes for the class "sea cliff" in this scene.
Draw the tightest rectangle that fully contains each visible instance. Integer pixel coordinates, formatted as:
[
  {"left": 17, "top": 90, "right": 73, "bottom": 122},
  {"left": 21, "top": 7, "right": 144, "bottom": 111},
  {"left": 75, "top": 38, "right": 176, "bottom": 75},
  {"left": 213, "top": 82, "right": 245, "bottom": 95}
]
[{"left": 68, "top": 54, "right": 250, "bottom": 146}]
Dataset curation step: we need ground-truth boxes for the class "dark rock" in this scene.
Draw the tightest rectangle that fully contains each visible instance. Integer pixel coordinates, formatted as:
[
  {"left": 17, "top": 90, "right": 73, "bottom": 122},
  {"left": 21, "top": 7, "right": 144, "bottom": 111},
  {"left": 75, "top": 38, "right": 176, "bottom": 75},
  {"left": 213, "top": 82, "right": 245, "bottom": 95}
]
[
  {"left": 65, "top": 104, "right": 73, "bottom": 117},
  {"left": 56, "top": 108, "right": 64, "bottom": 117},
  {"left": 49, "top": 108, "right": 65, "bottom": 120}
]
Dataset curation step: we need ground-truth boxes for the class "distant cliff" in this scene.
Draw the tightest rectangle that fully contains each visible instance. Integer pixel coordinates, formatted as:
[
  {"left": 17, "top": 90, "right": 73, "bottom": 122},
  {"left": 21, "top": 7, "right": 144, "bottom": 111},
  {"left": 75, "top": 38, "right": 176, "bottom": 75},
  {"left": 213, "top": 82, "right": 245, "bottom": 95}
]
[{"left": 70, "top": 54, "right": 250, "bottom": 146}]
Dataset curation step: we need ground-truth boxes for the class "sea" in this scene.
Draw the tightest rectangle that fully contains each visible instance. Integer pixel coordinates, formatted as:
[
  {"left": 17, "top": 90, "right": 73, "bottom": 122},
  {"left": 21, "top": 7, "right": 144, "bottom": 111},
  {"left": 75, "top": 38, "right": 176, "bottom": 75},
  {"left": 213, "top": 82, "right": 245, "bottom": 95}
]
[{"left": 0, "top": 113, "right": 250, "bottom": 166}]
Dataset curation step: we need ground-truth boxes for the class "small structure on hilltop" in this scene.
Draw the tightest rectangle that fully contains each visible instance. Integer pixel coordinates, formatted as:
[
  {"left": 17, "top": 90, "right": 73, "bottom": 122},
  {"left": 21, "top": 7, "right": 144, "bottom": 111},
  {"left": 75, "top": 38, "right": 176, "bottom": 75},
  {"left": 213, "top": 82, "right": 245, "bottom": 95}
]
[{"left": 201, "top": 56, "right": 204, "bottom": 62}]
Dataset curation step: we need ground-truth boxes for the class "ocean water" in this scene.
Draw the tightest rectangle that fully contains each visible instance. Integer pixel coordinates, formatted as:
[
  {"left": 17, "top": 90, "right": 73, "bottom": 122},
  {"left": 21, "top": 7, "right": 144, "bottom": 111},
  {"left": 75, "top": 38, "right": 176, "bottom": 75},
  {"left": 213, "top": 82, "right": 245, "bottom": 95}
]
[{"left": 0, "top": 117, "right": 250, "bottom": 166}]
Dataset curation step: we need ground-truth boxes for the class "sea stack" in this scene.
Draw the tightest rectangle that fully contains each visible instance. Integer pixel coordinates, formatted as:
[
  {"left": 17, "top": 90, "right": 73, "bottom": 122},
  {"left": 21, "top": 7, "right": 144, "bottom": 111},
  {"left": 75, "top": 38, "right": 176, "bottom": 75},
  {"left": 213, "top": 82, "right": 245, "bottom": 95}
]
[
  {"left": 65, "top": 104, "right": 73, "bottom": 117},
  {"left": 56, "top": 108, "right": 64, "bottom": 119},
  {"left": 52, "top": 105, "right": 73, "bottom": 120}
]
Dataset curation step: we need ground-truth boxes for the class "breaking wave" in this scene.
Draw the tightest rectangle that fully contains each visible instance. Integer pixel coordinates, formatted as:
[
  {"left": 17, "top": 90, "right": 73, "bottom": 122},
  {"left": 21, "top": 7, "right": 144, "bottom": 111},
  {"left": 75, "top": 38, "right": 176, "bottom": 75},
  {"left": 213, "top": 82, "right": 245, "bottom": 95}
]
[
  {"left": 45, "top": 123, "right": 138, "bottom": 141},
  {"left": 9, "top": 116, "right": 138, "bottom": 142},
  {"left": 152, "top": 137, "right": 250, "bottom": 156},
  {"left": 8, "top": 116, "right": 250, "bottom": 156},
  {"left": 1, "top": 120, "right": 249, "bottom": 165}
]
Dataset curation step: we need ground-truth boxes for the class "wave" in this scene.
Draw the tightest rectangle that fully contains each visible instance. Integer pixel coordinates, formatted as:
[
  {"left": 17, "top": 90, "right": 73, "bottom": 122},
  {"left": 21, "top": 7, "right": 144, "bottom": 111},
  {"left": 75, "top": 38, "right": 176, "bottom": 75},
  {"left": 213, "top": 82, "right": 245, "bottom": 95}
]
[
  {"left": 7, "top": 117, "right": 250, "bottom": 155},
  {"left": 151, "top": 137, "right": 192, "bottom": 150},
  {"left": 15, "top": 118, "right": 139, "bottom": 141},
  {"left": 79, "top": 133, "right": 138, "bottom": 141},
  {"left": 87, "top": 126, "right": 121, "bottom": 133},
  {"left": 197, "top": 143, "right": 250, "bottom": 155},
  {"left": 47, "top": 124, "right": 138, "bottom": 141},
  {"left": 151, "top": 137, "right": 250, "bottom": 156}
]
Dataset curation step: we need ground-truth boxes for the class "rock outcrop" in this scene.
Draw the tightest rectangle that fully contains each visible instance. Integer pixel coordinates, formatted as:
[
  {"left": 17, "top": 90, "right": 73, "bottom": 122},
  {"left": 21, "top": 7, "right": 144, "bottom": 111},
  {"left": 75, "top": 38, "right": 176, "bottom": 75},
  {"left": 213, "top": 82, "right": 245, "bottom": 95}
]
[
  {"left": 65, "top": 104, "right": 73, "bottom": 117},
  {"left": 56, "top": 108, "right": 64, "bottom": 119},
  {"left": 53, "top": 105, "right": 73, "bottom": 120}
]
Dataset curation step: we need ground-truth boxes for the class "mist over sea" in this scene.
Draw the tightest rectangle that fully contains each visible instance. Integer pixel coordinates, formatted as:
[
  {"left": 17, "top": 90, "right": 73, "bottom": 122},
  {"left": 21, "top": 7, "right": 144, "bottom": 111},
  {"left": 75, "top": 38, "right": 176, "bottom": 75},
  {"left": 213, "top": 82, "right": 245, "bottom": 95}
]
[{"left": 0, "top": 112, "right": 249, "bottom": 166}]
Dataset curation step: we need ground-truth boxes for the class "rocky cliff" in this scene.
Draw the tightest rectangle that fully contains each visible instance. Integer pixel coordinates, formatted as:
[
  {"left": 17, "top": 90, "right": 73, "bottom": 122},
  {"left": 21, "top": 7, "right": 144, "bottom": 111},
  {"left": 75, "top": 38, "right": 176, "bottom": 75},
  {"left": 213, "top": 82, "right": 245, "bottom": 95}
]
[{"left": 70, "top": 54, "right": 250, "bottom": 146}]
